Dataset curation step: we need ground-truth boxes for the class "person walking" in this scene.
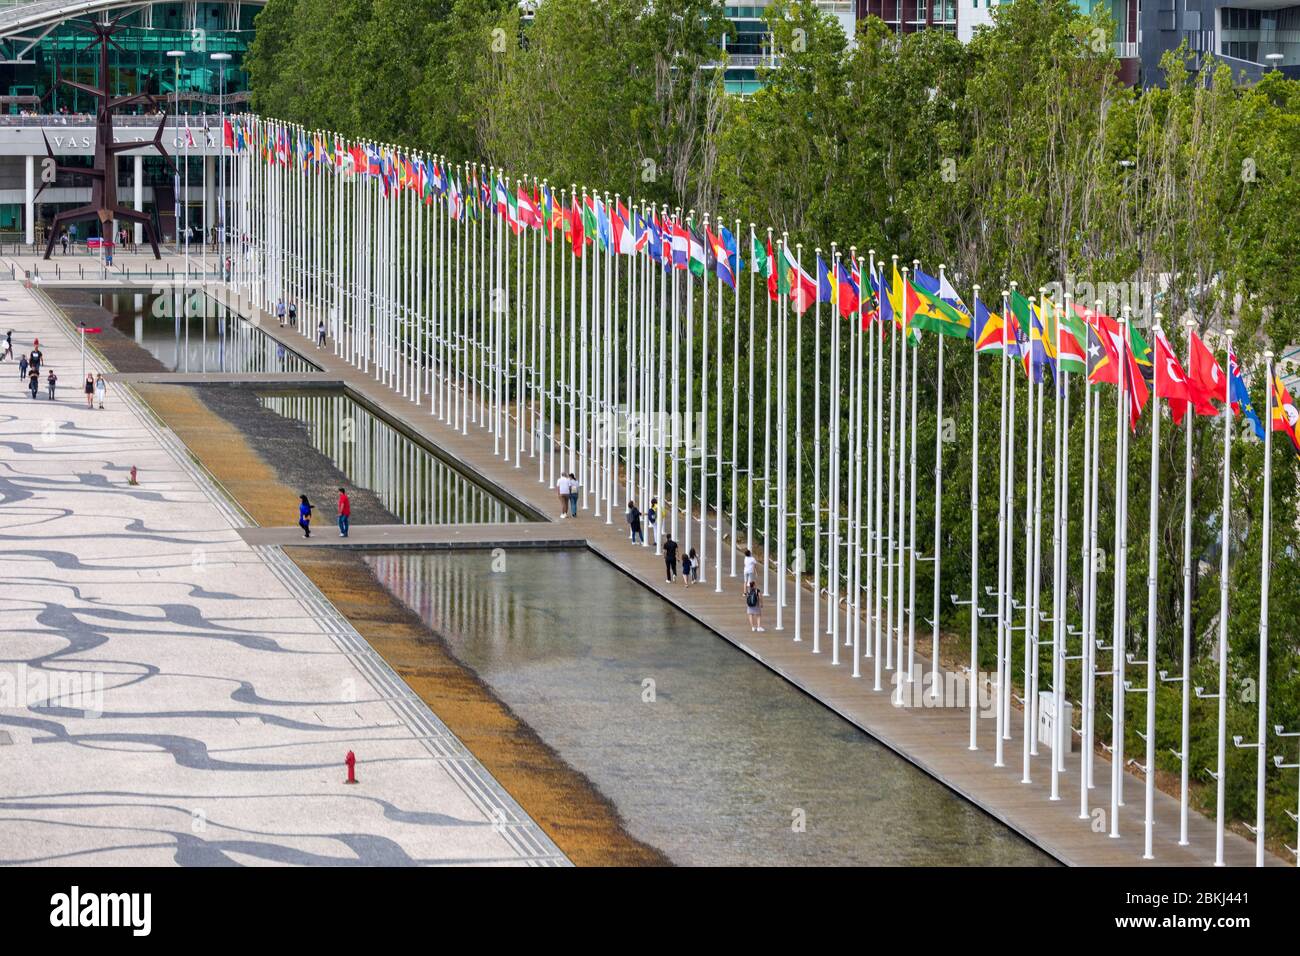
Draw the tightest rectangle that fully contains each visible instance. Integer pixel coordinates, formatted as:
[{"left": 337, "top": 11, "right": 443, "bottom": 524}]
[
  {"left": 59, "top": 231, "right": 69, "bottom": 255},
  {"left": 3, "top": 330, "right": 12, "bottom": 361},
  {"left": 646, "top": 497, "right": 658, "bottom": 547},
  {"left": 298, "top": 495, "right": 313, "bottom": 538},
  {"left": 681, "top": 547, "right": 694, "bottom": 588},
  {"left": 94, "top": 373, "right": 106, "bottom": 409},
  {"left": 276, "top": 298, "right": 286, "bottom": 327},
  {"left": 688, "top": 547, "right": 699, "bottom": 584},
  {"left": 745, "top": 580, "right": 764, "bottom": 632},
  {"left": 567, "top": 472, "right": 579, "bottom": 518},
  {"left": 46, "top": 368, "right": 57, "bottom": 400},
  {"left": 743, "top": 548, "right": 757, "bottom": 588},
  {"left": 337, "top": 487, "right": 351, "bottom": 538},
  {"left": 663, "top": 534, "right": 678, "bottom": 583},
  {"left": 288, "top": 301, "right": 298, "bottom": 328},
  {"left": 18, "top": 353, "right": 27, "bottom": 381},
  {"left": 28, "top": 345, "right": 41, "bottom": 375},
  {"left": 555, "top": 473, "right": 571, "bottom": 519},
  {"left": 83, "top": 374, "right": 94, "bottom": 408},
  {"left": 28, "top": 366, "right": 39, "bottom": 399},
  {"left": 626, "top": 501, "right": 643, "bottom": 544},
  {"left": 317, "top": 319, "right": 326, "bottom": 348}
]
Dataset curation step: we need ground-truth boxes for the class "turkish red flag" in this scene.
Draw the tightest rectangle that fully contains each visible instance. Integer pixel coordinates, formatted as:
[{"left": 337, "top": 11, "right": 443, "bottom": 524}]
[
  {"left": 1187, "top": 329, "right": 1226, "bottom": 413},
  {"left": 223, "top": 118, "right": 234, "bottom": 150},
  {"left": 1154, "top": 328, "right": 1196, "bottom": 426}
]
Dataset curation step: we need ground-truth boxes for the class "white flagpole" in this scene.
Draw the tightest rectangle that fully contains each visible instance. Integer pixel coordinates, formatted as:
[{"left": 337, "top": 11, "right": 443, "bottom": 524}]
[
  {"left": 1177, "top": 316, "right": 1196, "bottom": 846},
  {"left": 929, "top": 264, "right": 948, "bottom": 700},
  {"left": 776, "top": 233, "right": 788, "bottom": 632},
  {"left": 1022, "top": 284, "right": 1037, "bottom": 784},
  {"left": 1079, "top": 306, "right": 1095, "bottom": 821},
  {"left": 733, "top": 218, "right": 743, "bottom": 578},
  {"left": 794, "top": 242, "right": 805, "bottom": 643},
  {"left": 1051, "top": 298, "right": 1065, "bottom": 801},
  {"left": 700, "top": 214, "right": 710, "bottom": 576},
  {"left": 715, "top": 219, "right": 724, "bottom": 590},
  {"left": 994, "top": 289, "right": 1011, "bottom": 768},
  {"left": 748, "top": 224, "right": 758, "bottom": 572},
  {"left": 852, "top": 250, "right": 865, "bottom": 678},
  {"left": 1111, "top": 305, "right": 1133, "bottom": 838},
  {"left": 968, "top": 283, "right": 981, "bottom": 749},
  {"left": 1213, "top": 328, "right": 1235, "bottom": 865},
  {"left": 889, "top": 258, "right": 903, "bottom": 695},
  {"left": 878, "top": 256, "right": 889, "bottom": 686},
  {"left": 813, "top": 246, "right": 823, "bottom": 655},
  {"left": 1139, "top": 321, "right": 1163, "bottom": 857},
  {"left": 1254, "top": 350, "right": 1274, "bottom": 867},
  {"left": 907, "top": 262, "right": 920, "bottom": 691}
]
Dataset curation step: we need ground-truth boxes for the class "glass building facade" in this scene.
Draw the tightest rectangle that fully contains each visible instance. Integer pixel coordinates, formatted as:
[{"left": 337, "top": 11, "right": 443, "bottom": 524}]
[{"left": 0, "top": 3, "right": 255, "bottom": 115}]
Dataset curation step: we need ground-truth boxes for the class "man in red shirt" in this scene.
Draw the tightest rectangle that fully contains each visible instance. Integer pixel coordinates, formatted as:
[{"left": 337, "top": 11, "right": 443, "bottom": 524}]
[{"left": 337, "top": 487, "right": 351, "bottom": 538}]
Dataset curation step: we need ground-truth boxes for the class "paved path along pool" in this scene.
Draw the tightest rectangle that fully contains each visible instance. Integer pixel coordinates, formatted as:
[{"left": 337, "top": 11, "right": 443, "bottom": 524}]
[{"left": 0, "top": 283, "right": 566, "bottom": 866}]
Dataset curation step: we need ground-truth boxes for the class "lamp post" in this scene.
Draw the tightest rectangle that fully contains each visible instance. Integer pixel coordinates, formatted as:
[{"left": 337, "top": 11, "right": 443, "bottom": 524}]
[
  {"left": 212, "top": 52, "right": 231, "bottom": 286},
  {"left": 166, "top": 50, "right": 183, "bottom": 259},
  {"left": 1275, "top": 724, "right": 1300, "bottom": 866},
  {"left": 1265, "top": 52, "right": 1284, "bottom": 72}
]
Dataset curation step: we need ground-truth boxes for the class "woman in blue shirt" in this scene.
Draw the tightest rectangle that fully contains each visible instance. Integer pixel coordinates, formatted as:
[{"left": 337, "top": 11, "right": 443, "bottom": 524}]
[{"left": 298, "top": 495, "right": 313, "bottom": 538}]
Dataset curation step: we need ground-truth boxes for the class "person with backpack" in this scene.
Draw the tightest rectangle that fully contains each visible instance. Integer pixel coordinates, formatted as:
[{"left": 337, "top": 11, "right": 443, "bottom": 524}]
[
  {"left": 745, "top": 580, "right": 764, "bottom": 632},
  {"left": 663, "top": 534, "right": 678, "bottom": 583},
  {"left": 646, "top": 497, "right": 658, "bottom": 548},
  {"left": 276, "top": 298, "right": 286, "bottom": 327},
  {"left": 298, "top": 495, "right": 313, "bottom": 538},
  {"left": 288, "top": 301, "right": 298, "bottom": 328}
]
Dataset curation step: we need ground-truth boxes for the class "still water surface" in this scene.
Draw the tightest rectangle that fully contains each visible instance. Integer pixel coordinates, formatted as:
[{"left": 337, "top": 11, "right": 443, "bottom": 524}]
[
  {"left": 258, "top": 389, "right": 524, "bottom": 524},
  {"left": 367, "top": 549, "right": 1054, "bottom": 866},
  {"left": 99, "top": 288, "right": 316, "bottom": 374}
]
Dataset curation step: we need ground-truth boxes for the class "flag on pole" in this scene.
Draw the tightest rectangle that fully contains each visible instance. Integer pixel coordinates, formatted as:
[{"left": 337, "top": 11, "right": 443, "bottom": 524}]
[
  {"left": 612, "top": 202, "right": 638, "bottom": 255},
  {"left": 937, "top": 271, "right": 974, "bottom": 338},
  {"left": 516, "top": 185, "right": 542, "bottom": 230},
  {"left": 1188, "top": 329, "right": 1227, "bottom": 408},
  {"left": 1270, "top": 371, "right": 1300, "bottom": 455},
  {"left": 837, "top": 261, "right": 861, "bottom": 319},
  {"left": 1053, "top": 305, "right": 1089, "bottom": 375},
  {"left": 687, "top": 222, "right": 708, "bottom": 278},
  {"left": 1154, "top": 327, "right": 1199, "bottom": 426},
  {"left": 973, "top": 296, "right": 1005, "bottom": 354},
  {"left": 816, "top": 254, "right": 834, "bottom": 305},
  {"left": 780, "top": 244, "right": 817, "bottom": 314},
  {"left": 905, "top": 275, "right": 970, "bottom": 340},
  {"left": 708, "top": 227, "right": 735, "bottom": 289},
  {"left": 870, "top": 267, "right": 894, "bottom": 330},
  {"left": 1085, "top": 311, "right": 1119, "bottom": 386},
  {"left": 1228, "top": 350, "right": 1265, "bottom": 440}
]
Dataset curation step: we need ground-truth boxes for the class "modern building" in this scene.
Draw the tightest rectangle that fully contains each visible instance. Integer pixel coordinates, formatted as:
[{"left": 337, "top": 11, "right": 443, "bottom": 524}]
[
  {"left": 0, "top": 0, "right": 259, "bottom": 241},
  {"left": 722, "top": 2, "right": 858, "bottom": 94}
]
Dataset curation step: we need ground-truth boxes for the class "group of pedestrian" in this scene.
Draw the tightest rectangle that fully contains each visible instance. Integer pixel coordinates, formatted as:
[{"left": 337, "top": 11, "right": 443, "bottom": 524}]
[
  {"left": 7, "top": 333, "right": 107, "bottom": 407},
  {"left": 554, "top": 472, "right": 580, "bottom": 518},
  {"left": 276, "top": 298, "right": 299, "bottom": 328},
  {"left": 298, "top": 487, "right": 352, "bottom": 539}
]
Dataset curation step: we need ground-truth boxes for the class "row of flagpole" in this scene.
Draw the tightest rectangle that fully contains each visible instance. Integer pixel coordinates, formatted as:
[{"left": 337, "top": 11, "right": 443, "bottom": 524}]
[{"left": 220, "top": 113, "right": 1297, "bottom": 866}]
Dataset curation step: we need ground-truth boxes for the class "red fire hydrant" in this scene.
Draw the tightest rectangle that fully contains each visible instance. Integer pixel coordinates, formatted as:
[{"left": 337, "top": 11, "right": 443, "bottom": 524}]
[
  {"left": 344, "top": 750, "right": 357, "bottom": 785},
  {"left": 128, "top": 465, "right": 138, "bottom": 486}
]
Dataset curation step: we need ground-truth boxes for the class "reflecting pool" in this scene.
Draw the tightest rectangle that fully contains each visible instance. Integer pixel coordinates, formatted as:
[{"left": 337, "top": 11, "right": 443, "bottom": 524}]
[
  {"left": 258, "top": 390, "right": 524, "bottom": 525},
  {"left": 366, "top": 549, "right": 1054, "bottom": 866},
  {"left": 98, "top": 288, "right": 316, "bottom": 374}
]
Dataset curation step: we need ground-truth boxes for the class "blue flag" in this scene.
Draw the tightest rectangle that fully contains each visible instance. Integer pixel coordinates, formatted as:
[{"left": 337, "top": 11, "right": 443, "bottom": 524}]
[{"left": 1228, "top": 350, "right": 1266, "bottom": 441}]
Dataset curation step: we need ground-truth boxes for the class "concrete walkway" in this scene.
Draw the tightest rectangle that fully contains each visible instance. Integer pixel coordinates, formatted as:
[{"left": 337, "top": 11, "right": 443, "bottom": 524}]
[
  {"left": 199, "top": 282, "right": 1284, "bottom": 868},
  {"left": 0, "top": 283, "right": 567, "bottom": 866}
]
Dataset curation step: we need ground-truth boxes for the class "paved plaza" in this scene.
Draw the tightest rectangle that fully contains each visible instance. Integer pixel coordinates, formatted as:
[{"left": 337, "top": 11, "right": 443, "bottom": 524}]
[{"left": 0, "top": 283, "right": 566, "bottom": 866}]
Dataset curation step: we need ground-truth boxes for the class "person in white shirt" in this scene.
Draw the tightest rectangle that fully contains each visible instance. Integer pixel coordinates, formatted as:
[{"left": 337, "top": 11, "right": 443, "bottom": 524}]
[
  {"left": 743, "top": 549, "right": 758, "bottom": 587},
  {"left": 555, "top": 474, "right": 571, "bottom": 519}
]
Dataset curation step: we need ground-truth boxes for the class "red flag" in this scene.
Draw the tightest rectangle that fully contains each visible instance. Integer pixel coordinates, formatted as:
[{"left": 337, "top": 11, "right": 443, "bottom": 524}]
[
  {"left": 222, "top": 118, "right": 234, "bottom": 150},
  {"left": 1154, "top": 328, "right": 1197, "bottom": 426},
  {"left": 1188, "top": 329, "right": 1226, "bottom": 411},
  {"left": 1123, "top": 335, "right": 1150, "bottom": 429}
]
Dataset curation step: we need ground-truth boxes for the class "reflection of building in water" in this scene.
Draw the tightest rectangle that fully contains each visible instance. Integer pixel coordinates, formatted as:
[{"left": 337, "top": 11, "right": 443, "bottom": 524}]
[
  {"left": 257, "top": 391, "right": 524, "bottom": 525},
  {"left": 99, "top": 288, "right": 315, "bottom": 374},
  {"left": 368, "top": 552, "right": 524, "bottom": 653}
]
